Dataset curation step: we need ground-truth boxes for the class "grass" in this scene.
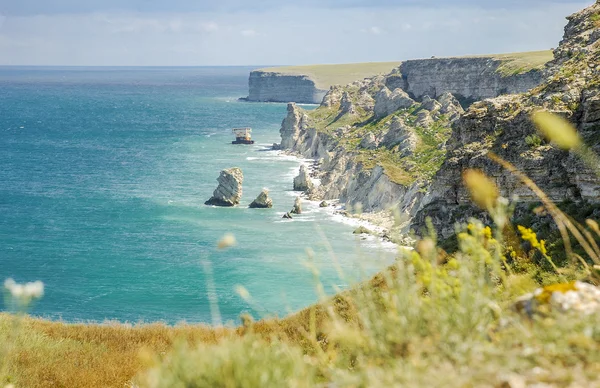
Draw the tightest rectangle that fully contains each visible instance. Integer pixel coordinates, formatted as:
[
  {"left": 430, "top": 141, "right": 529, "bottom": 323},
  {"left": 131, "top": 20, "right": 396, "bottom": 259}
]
[
  {"left": 257, "top": 62, "right": 402, "bottom": 90},
  {"left": 492, "top": 50, "right": 554, "bottom": 76},
  {"left": 258, "top": 50, "right": 554, "bottom": 90}
]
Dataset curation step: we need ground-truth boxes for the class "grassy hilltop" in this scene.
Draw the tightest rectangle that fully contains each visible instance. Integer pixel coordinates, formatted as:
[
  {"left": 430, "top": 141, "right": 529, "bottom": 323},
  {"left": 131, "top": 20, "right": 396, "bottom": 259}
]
[{"left": 258, "top": 50, "right": 553, "bottom": 89}]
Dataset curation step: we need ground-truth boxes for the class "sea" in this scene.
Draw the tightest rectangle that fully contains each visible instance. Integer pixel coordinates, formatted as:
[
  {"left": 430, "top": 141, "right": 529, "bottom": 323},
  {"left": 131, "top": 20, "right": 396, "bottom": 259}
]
[{"left": 0, "top": 66, "right": 396, "bottom": 325}]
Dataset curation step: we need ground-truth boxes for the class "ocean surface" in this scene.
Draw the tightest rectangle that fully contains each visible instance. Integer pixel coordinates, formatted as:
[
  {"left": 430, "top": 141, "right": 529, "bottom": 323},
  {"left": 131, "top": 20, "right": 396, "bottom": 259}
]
[{"left": 0, "top": 66, "right": 395, "bottom": 324}]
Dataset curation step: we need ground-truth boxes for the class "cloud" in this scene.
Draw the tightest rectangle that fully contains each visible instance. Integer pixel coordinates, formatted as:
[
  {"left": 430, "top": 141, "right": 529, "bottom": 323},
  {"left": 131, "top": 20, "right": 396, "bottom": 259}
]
[
  {"left": 240, "top": 29, "right": 257, "bottom": 37},
  {"left": 0, "top": 1, "right": 591, "bottom": 66},
  {"left": 0, "top": 0, "right": 592, "bottom": 15}
]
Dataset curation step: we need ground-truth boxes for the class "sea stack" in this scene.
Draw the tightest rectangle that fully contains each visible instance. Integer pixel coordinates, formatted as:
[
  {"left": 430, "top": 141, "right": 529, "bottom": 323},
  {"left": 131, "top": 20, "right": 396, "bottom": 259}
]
[
  {"left": 249, "top": 188, "right": 273, "bottom": 208},
  {"left": 291, "top": 196, "right": 302, "bottom": 214},
  {"left": 205, "top": 168, "right": 243, "bottom": 207},
  {"left": 293, "top": 165, "right": 313, "bottom": 192}
]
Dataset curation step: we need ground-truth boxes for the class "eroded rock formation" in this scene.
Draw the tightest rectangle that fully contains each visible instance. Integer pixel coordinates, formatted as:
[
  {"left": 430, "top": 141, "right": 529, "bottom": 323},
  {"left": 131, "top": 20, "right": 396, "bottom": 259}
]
[
  {"left": 293, "top": 165, "right": 314, "bottom": 192},
  {"left": 205, "top": 168, "right": 243, "bottom": 207},
  {"left": 249, "top": 188, "right": 273, "bottom": 208}
]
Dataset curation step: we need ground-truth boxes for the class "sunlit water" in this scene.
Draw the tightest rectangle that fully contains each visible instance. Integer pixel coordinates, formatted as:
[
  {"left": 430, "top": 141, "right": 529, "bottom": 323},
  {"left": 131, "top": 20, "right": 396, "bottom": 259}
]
[{"left": 0, "top": 66, "right": 396, "bottom": 324}]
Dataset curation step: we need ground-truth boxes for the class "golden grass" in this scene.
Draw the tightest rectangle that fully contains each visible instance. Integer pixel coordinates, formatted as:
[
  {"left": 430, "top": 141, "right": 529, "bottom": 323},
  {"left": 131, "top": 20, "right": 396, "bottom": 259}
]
[
  {"left": 0, "top": 289, "right": 357, "bottom": 388},
  {"left": 491, "top": 50, "right": 554, "bottom": 76},
  {"left": 258, "top": 62, "right": 402, "bottom": 89},
  {"left": 258, "top": 50, "right": 553, "bottom": 90},
  {"left": 0, "top": 314, "right": 233, "bottom": 387}
]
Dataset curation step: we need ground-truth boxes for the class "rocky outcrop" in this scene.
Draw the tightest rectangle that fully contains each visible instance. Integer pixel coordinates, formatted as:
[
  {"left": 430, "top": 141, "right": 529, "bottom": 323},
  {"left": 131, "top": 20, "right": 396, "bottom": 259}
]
[
  {"left": 339, "top": 91, "right": 356, "bottom": 115},
  {"left": 413, "top": 0, "right": 600, "bottom": 238},
  {"left": 246, "top": 71, "right": 327, "bottom": 104},
  {"left": 205, "top": 168, "right": 243, "bottom": 207},
  {"left": 381, "top": 116, "right": 418, "bottom": 156},
  {"left": 293, "top": 165, "right": 314, "bottom": 192},
  {"left": 249, "top": 188, "right": 273, "bottom": 208},
  {"left": 279, "top": 103, "right": 312, "bottom": 150},
  {"left": 275, "top": 1, "right": 600, "bottom": 242},
  {"left": 291, "top": 197, "right": 302, "bottom": 214},
  {"left": 374, "top": 87, "right": 416, "bottom": 118},
  {"left": 399, "top": 57, "right": 545, "bottom": 105}
]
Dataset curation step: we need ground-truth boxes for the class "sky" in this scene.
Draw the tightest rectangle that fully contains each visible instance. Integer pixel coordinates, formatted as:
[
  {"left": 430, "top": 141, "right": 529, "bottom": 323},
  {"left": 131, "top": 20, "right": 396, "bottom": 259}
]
[{"left": 0, "top": 0, "right": 593, "bottom": 66}]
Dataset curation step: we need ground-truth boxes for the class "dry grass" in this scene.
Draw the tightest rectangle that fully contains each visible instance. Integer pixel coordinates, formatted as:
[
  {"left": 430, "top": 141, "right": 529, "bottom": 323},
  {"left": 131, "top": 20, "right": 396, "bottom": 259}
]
[
  {"left": 258, "top": 62, "right": 402, "bottom": 90},
  {"left": 0, "top": 315, "right": 232, "bottom": 387},
  {"left": 257, "top": 50, "right": 553, "bottom": 90}
]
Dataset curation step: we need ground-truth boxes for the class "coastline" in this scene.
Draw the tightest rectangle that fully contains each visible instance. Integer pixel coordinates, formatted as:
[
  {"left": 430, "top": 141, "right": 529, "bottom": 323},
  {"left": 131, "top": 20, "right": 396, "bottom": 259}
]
[{"left": 274, "top": 148, "right": 406, "bottom": 251}]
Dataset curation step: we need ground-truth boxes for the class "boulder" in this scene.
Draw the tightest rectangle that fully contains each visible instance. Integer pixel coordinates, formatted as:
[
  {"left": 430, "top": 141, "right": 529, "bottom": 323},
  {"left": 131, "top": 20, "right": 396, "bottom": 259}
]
[
  {"left": 319, "top": 201, "right": 329, "bottom": 208},
  {"left": 437, "top": 92, "right": 465, "bottom": 121},
  {"left": 205, "top": 168, "right": 243, "bottom": 207},
  {"left": 293, "top": 165, "right": 314, "bottom": 191},
  {"left": 415, "top": 110, "right": 434, "bottom": 128},
  {"left": 381, "top": 116, "right": 418, "bottom": 156},
  {"left": 353, "top": 226, "right": 374, "bottom": 235},
  {"left": 291, "top": 196, "right": 302, "bottom": 214},
  {"left": 282, "top": 212, "right": 293, "bottom": 219},
  {"left": 359, "top": 132, "right": 378, "bottom": 149},
  {"left": 339, "top": 91, "right": 356, "bottom": 115},
  {"left": 249, "top": 188, "right": 273, "bottom": 208},
  {"left": 374, "top": 87, "right": 416, "bottom": 118},
  {"left": 421, "top": 95, "right": 442, "bottom": 112}
]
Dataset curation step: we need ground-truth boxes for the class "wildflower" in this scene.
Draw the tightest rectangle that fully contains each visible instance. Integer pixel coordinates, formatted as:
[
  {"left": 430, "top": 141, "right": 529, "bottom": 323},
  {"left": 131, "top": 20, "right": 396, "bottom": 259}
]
[
  {"left": 532, "top": 111, "right": 581, "bottom": 150},
  {"left": 4, "top": 278, "right": 44, "bottom": 306},
  {"left": 217, "top": 233, "right": 236, "bottom": 249},
  {"left": 463, "top": 169, "right": 499, "bottom": 211},
  {"left": 4, "top": 278, "right": 44, "bottom": 299},
  {"left": 517, "top": 226, "right": 548, "bottom": 256}
]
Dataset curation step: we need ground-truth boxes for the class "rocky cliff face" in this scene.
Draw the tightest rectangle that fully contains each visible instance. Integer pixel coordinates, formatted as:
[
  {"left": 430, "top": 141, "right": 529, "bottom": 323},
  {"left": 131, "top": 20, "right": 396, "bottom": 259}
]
[
  {"left": 247, "top": 71, "right": 327, "bottom": 104},
  {"left": 400, "top": 57, "right": 544, "bottom": 105},
  {"left": 413, "top": 0, "right": 600, "bottom": 238},
  {"left": 205, "top": 168, "right": 244, "bottom": 207},
  {"left": 276, "top": 1, "right": 600, "bottom": 241}
]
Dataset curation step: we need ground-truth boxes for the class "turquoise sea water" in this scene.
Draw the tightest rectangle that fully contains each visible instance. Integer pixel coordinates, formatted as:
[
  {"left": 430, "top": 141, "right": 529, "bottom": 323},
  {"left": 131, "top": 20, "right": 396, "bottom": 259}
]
[{"left": 0, "top": 67, "right": 395, "bottom": 324}]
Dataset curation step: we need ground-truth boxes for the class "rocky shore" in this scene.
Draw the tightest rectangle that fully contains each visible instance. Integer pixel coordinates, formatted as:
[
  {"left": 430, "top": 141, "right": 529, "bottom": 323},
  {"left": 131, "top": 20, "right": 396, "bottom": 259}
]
[{"left": 272, "top": 1, "right": 600, "bottom": 243}]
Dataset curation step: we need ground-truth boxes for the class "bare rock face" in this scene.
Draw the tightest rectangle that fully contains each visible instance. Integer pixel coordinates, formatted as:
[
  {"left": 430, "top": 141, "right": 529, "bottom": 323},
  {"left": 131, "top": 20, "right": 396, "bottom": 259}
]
[
  {"left": 322, "top": 85, "right": 344, "bottom": 107},
  {"left": 421, "top": 95, "right": 442, "bottom": 112},
  {"left": 374, "top": 87, "right": 416, "bottom": 118},
  {"left": 414, "top": 0, "right": 600, "bottom": 238},
  {"left": 339, "top": 91, "right": 356, "bottom": 115},
  {"left": 415, "top": 110, "right": 434, "bottom": 128},
  {"left": 293, "top": 165, "right": 314, "bottom": 192},
  {"left": 280, "top": 103, "right": 311, "bottom": 150},
  {"left": 205, "top": 168, "right": 243, "bottom": 207},
  {"left": 291, "top": 196, "right": 302, "bottom": 214},
  {"left": 249, "top": 188, "right": 273, "bottom": 208},
  {"left": 359, "top": 132, "right": 379, "bottom": 149},
  {"left": 357, "top": 90, "right": 375, "bottom": 111},
  {"left": 437, "top": 92, "right": 465, "bottom": 121},
  {"left": 382, "top": 116, "right": 418, "bottom": 156}
]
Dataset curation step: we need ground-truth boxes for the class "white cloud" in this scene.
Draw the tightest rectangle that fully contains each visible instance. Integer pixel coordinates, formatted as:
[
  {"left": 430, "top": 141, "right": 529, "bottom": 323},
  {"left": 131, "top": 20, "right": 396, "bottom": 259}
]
[
  {"left": 0, "top": 2, "right": 590, "bottom": 66},
  {"left": 240, "top": 29, "right": 257, "bottom": 37},
  {"left": 360, "top": 26, "right": 384, "bottom": 34}
]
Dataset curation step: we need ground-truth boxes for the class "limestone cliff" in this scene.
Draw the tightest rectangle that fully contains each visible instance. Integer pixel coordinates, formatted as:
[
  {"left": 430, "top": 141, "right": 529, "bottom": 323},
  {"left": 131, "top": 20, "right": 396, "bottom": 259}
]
[
  {"left": 247, "top": 71, "right": 327, "bottom": 104},
  {"left": 399, "top": 56, "right": 545, "bottom": 105},
  {"left": 275, "top": 1, "right": 600, "bottom": 241},
  {"left": 413, "top": 0, "right": 600, "bottom": 238},
  {"left": 246, "top": 53, "right": 550, "bottom": 105}
]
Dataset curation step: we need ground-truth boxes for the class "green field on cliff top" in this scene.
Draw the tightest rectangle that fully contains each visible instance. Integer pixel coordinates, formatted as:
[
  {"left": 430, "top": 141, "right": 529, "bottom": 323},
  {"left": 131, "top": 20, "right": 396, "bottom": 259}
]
[{"left": 259, "top": 50, "right": 553, "bottom": 89}]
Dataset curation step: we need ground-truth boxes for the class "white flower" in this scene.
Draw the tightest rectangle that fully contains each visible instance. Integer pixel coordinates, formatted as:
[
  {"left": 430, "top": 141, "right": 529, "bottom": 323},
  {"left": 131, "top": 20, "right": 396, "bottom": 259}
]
[
  {"left": 24, "top": 280, "right": 44, "bottom": 298},
  {"left": 4, "top": 278, "right": 44, "bottom": 301}
]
